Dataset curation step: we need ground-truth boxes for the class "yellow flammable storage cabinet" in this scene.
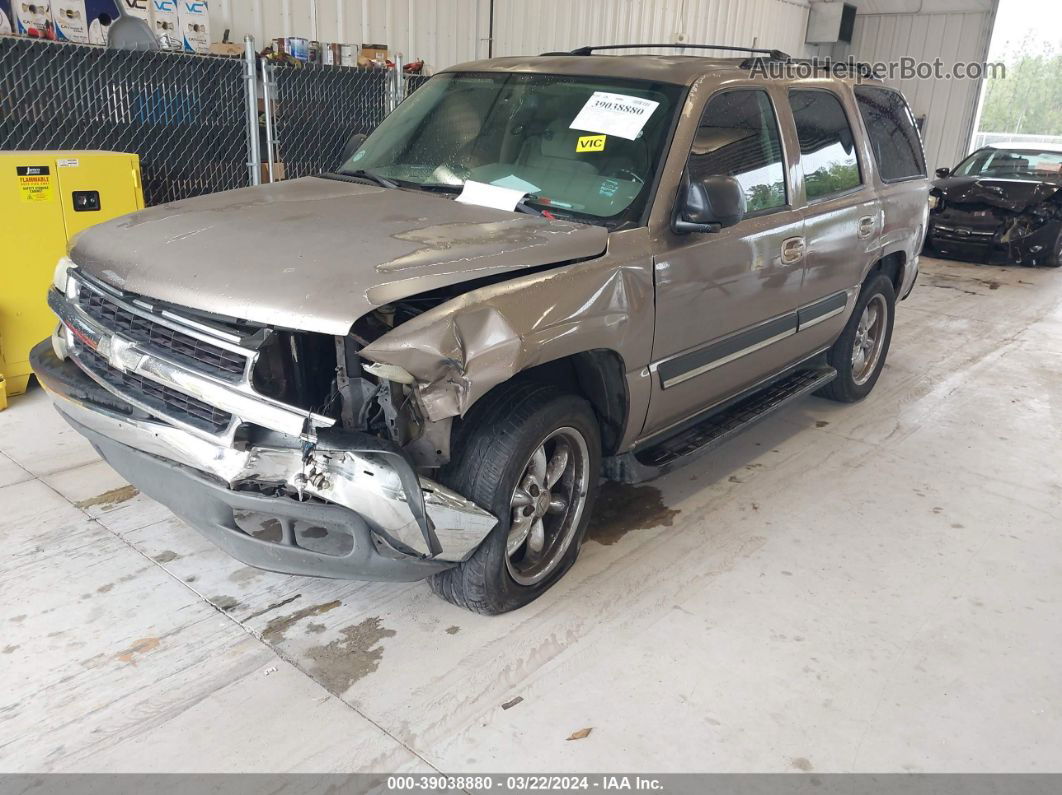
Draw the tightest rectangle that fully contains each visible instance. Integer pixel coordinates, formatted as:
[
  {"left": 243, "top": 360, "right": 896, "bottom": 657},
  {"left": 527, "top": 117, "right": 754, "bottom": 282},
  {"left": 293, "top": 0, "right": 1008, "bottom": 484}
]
[{"left": 0, "top": 151, "right": 144, "bottom": 408}]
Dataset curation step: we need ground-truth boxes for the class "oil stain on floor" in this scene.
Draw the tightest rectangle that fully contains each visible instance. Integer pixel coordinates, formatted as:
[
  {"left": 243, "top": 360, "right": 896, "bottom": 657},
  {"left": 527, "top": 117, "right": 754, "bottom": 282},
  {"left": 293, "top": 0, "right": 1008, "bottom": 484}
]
[
  {"left": 305, "top": 617, "right": 396, "bottom": 695},
  {"left": 586, "top": 482, "right": 680, "bottom": 546},
  {"left": 261, "top": 600, "right": 342, "bottom": 642},
  {"left": 74, "top": 485, "right": 139, "bottom": 510}
]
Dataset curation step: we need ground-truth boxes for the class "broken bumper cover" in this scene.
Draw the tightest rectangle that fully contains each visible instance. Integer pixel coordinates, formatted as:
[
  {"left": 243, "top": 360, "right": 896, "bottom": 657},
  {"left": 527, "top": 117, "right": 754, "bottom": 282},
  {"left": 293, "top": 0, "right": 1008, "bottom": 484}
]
[
  {"left": 927, "top": 216, "right": 1061, "bottom": 265},
  {"left": 31, "top": 341, "right": 497, "bottom": 581}
]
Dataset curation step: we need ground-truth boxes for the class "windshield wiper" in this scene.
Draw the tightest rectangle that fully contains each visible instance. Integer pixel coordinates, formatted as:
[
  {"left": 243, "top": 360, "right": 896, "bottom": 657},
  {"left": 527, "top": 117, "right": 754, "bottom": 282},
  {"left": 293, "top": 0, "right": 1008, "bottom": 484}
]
[
  {"left": 514, "top": 198, "right": 545, "bottom": 217},
  {"left": 403, "top": 182, "right": 462, "bottom": 193},
  {"left": 336, "top": 169, "right": 398, "bottom": 189}
]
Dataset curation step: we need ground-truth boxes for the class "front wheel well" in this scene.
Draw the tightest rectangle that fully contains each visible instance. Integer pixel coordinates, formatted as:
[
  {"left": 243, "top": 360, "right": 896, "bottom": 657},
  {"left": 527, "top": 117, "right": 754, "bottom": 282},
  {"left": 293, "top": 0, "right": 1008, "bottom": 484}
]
[{"left": 464, "top": 350, "right": 629, "bottom": 456}]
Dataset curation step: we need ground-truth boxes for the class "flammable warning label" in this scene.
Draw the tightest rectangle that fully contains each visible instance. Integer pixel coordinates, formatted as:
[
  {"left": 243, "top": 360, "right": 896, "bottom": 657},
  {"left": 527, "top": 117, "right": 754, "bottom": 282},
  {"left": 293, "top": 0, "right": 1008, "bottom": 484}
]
[{"left": 17, "top": 165, "right": 53, "bottom": 202}]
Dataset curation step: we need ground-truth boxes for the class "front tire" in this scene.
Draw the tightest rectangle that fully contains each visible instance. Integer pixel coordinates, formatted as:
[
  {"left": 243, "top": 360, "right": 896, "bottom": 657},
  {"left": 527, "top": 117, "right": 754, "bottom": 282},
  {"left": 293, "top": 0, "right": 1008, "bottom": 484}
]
[
  {"left": 817, "top": 273, "right": 896, "bottom": 403},
  {"left": 429, "top": 383, "right": 601, "bottom": 614}
]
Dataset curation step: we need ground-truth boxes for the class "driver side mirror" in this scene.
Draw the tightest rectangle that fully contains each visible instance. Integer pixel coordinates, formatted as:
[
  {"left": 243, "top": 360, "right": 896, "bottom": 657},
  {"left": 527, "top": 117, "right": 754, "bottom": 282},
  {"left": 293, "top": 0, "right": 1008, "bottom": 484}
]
[
  {"left": 672, "top": 175, "right": 746, "bottom": 235},
  {"left": 338, "top": 133, "right": 367, "bottom": 168},
  {"left": 935, "top": 167, "right": 951, "bottom": 179}
]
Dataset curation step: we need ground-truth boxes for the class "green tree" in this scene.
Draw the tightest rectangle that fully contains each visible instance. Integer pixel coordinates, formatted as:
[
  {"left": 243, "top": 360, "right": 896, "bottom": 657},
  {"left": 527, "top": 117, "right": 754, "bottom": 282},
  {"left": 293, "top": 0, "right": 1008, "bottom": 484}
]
[
  {"left": 805, "top": 162, "right": 859, "bottom": 200},
  {"left": 979, "top": 36, "right": 1062, "bottom": 136}
]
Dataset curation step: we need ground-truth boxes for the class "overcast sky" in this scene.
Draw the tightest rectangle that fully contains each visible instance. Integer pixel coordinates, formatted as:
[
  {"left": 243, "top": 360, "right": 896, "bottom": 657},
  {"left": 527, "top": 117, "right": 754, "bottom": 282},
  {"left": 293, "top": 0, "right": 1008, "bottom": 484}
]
[{"left": 989, "top": 0, "right": 1062, "bottom": 58}]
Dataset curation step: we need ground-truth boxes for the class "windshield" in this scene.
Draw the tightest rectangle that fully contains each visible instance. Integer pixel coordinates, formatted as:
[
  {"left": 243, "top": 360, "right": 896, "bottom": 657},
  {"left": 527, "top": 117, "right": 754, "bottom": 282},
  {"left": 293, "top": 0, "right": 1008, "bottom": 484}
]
[
  {"left": 954, "top": 148, "right": 1062, "bottom": 182},
  {"left": 338, "top": 71, "right": 684, "bottom": 227}
]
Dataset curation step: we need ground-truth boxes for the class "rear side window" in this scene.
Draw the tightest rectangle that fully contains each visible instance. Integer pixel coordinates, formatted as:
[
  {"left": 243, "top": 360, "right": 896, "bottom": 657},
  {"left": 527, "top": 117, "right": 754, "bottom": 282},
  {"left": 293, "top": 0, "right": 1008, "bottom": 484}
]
[
  {"left": 788, "top": 90, "right": 861, "bottom": 200},
  {"left": 687, "top": 90, "right": 787, "bottom": 214},
  {"left": 854, "top": 86, "right": 926, "bottom": 181}
]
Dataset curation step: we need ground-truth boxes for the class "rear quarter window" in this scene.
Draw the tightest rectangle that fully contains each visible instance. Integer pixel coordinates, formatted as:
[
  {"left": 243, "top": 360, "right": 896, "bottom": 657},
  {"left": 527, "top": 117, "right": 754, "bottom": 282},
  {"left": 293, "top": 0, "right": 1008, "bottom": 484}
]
[
  {"left": 788, "top": 89, "right": 862, "bottom": 201},
  {"left": 854, "top": 86, "right": 927, "bottom": 182}
]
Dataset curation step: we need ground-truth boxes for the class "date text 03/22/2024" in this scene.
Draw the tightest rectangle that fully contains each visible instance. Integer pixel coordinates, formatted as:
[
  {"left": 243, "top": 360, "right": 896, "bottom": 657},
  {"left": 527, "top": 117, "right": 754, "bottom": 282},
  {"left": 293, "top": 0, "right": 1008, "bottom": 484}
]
[{"left": 385, "top": 775, "right": 665, "bottom": 791}]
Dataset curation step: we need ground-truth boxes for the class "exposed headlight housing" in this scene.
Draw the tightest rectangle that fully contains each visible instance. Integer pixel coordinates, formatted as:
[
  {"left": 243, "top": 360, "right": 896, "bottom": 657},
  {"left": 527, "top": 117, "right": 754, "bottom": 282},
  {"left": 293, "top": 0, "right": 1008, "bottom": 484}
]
[
  {"left": 362, "top": 361, "right": 416, "bottom": 385},
  {"left": 927, "top": 192, "right": 942, "bottom": 211},
  {"left": 51, "top": 322, "right": 69, "bottom": 361},
  {"left": 52, "top": 256, "right": 75, "bottom": 295}
]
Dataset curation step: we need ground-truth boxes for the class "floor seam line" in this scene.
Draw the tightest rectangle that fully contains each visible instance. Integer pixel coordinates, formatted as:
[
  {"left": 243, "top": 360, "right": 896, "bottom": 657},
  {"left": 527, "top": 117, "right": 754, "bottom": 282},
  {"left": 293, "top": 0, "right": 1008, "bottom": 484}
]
[{"left": 31, "top": 472, "right": 445, "bottom": 775}]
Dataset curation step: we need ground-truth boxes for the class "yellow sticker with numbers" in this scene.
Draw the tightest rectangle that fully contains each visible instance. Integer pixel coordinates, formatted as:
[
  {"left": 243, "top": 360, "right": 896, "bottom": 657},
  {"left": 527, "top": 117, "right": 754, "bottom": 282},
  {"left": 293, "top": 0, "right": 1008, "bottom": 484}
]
[
  {"left": 576, "top": 134, "right": 606, "bottom": 153},
  {"left": 17, "top": 165, "right": 53, "bottom": 202}
]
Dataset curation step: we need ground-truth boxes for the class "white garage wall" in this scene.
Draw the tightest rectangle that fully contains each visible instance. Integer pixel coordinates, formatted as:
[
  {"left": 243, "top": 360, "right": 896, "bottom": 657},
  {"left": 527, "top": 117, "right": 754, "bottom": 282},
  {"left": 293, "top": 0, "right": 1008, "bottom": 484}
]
[
  {"left": 207, "top": 0, "right": 811, "bottom": 71},
  {"left": 209, "top": 0, "right": 488, "bottom": 69},
  {"left": 491, "top": 0, "right": 813, "bottom": 60},
  {"left": 825, "top": 0, "right": 999, "bottom": 171},
  {"left": 206, "top": 0, "right": 991, "bottom": 170}
]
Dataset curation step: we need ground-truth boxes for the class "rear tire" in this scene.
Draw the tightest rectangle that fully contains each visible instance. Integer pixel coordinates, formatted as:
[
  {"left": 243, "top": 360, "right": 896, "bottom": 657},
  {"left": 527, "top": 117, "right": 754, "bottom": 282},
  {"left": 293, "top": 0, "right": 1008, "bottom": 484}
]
[
  {"left": 429, "top": 382, "right": 601, "bottom": 614},
  {"left": 1045, "top": 228, "right": 1062, "bottom": 267},
  {"left": 816, "top": 273, "right": 896, "bottom": 403}
]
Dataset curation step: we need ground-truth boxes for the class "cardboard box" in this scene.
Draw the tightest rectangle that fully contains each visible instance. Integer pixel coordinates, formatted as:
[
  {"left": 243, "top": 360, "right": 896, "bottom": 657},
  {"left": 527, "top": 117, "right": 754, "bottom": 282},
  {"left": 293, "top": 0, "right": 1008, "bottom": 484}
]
[
  {"left": 358, "top": 43, "right": 387, "bottom": 67},
  {"left": 52, "top": 0, "right": 90, "bottom": 43},
  {"left": 150, "top": 0, "right": 181, "bottom": 49},
  {"left": 120, "top": 0, "right": 149, "bottom": 23},
  {"left": 177, "top": 0, "right": 209, "bottom": 53},
  {"left": 15, "top": 0, "right": 54, "bottom": 38},
  {"left": 207, "top": 40, "right": 242, "bottom": 56},
  {"left": 260, "top": 162, "right": 285, "bottom": 183},
  {"left": 0, "top": 0, "right": 14, "bottom": 35}
]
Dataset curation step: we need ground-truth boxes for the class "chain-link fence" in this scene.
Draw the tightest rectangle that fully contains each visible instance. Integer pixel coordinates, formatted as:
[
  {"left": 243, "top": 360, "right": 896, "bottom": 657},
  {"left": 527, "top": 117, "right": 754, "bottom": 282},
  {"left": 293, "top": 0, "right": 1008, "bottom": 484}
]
[
  {"left": 266, "top": 63, "right": 389, "bottom": 180},
  {"left": 0, "top": 37, "right": 248, "bottom": 206},
  {"left": 1, "top": 36, "right": 432, "bottom": 201},
  {"left": 406, "top": 73, "right": 432, "bottom": 96}
]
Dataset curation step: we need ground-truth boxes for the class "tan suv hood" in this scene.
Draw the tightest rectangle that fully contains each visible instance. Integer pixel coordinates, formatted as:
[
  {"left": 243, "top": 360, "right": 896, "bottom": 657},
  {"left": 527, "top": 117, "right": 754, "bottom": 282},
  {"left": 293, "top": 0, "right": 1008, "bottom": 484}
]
[{"left": 69, "top": 176, "right": 607, "bottom": 335}]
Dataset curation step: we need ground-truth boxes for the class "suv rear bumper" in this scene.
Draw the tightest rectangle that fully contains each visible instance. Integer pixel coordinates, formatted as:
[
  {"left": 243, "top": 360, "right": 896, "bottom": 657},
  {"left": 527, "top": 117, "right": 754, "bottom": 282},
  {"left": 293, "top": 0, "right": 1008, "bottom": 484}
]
[{"left": 31, "top": 341, "right": 497, "bottom": 581}]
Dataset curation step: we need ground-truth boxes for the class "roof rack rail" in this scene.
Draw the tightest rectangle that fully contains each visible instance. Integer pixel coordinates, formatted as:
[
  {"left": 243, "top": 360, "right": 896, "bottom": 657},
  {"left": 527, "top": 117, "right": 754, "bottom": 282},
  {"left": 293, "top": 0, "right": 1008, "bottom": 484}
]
[{"left": 542, "top": 43, "right": 791, "bottom": 61}]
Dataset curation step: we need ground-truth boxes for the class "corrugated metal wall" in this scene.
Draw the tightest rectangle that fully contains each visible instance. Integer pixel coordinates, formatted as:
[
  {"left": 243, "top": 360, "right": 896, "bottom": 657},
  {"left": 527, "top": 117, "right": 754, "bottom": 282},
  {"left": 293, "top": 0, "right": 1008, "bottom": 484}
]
[
  {"left": 208, "top": 0, "right": 993, "bottom": 171},
  {"left": 827, "top": 4, "right": 998, "bottom": 171},
  {"left": 491, "top": 0, "right": 813, "bottom": 59},
  {"left": 209, "top": 0, "right": 811, "bottom": 70},
  {"left": 211, "top": 0, "right": 487, "bottom": 68}
]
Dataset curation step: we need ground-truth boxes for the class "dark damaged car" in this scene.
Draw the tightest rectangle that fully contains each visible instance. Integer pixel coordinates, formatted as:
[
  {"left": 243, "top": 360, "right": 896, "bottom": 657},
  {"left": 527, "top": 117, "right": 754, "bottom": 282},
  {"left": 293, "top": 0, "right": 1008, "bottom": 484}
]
[
  {"left": 926, "top": 144, "right": 1062, "bottom": 267},
  {"left": 32, "top": 50, "right": 928, "bottom": 613}
]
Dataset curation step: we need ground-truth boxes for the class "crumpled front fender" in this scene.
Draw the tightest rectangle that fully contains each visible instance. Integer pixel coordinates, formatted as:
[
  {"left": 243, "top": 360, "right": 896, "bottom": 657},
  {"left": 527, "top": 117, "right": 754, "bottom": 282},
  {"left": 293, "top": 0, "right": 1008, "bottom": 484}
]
[{"left": 359, "top": 232, "right": 655, "bottom": 422}]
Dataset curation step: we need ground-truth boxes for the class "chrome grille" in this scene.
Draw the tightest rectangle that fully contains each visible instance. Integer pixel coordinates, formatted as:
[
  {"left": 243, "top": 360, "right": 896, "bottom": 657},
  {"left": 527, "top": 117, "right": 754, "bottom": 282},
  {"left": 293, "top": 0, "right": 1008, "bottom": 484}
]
[
  {"left": 77, "top": 288, "right": 248, "bottom": 382},
  {"left": 76, "top": 342, "right": 233, "bottom": 434},
  {"left": 53, "top": 270, "right": 335, "bottom": 441}
]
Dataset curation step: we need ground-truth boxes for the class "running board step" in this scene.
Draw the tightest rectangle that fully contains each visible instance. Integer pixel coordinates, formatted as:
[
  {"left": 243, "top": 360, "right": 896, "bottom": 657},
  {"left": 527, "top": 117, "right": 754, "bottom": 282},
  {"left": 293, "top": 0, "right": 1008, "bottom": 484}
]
[{"left": 603, "top": 366, "right": 837, "bottom": 484}]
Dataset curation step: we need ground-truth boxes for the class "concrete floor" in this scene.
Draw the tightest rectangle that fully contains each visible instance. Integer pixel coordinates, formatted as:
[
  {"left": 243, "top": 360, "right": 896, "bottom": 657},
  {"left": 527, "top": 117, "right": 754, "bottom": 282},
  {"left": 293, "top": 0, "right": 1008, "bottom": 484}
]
[{"left": 1, "top": 256, "right": 1060, "bottom": 773}]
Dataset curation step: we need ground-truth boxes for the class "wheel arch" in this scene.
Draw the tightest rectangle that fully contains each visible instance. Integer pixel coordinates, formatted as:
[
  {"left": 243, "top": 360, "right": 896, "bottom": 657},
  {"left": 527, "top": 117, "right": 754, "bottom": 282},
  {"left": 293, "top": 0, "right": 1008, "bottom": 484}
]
[
  {"left": 473, "top": 349, "right": 629, "bottom": 457},
  {"left": 865, "top": 249, "right": 907, "bottom": 294}
]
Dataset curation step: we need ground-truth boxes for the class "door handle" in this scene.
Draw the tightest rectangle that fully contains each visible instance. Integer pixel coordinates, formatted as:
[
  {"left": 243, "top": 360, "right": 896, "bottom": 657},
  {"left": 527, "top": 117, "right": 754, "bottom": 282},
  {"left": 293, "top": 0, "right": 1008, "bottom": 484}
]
[
  {"left": 780, "top": 236, "right": 805, "bottom": 265},
  {"left": 857, "top": 215, "right": 876, "bottom": 239}
]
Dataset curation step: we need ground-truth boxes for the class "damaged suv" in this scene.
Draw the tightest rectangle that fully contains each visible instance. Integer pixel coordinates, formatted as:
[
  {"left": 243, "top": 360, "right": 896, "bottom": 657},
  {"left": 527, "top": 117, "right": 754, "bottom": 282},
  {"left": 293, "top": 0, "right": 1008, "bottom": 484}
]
[{"left": 32, "top": 48, "right": 927, "bottom": 613}]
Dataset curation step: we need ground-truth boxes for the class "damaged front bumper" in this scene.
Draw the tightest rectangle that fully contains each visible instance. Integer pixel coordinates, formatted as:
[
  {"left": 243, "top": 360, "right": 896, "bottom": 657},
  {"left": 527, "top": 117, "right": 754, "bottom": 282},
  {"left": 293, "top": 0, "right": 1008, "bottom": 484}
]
[
  {"left": 31, "top": 341, "right": 497, "bottom": 581},
  {"left": 927, "top": 213, "right": 1061, "bottom": 266}
]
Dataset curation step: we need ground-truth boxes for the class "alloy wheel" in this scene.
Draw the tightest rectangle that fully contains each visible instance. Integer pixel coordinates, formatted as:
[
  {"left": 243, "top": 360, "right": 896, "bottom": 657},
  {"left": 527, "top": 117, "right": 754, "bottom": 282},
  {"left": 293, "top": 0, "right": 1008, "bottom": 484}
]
[
  {"left": 851, "top": 294, "right": 888, "bottom": 386},
  {"left": 506, "top": 427, "right": 590, "bottom": 586}
]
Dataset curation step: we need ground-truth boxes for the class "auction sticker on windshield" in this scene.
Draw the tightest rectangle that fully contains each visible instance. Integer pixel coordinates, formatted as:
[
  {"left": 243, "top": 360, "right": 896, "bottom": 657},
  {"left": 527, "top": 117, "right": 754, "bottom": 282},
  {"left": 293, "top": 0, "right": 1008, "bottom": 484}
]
[{"left": 570, "top": 92, "right": 660, "bottom": 140}]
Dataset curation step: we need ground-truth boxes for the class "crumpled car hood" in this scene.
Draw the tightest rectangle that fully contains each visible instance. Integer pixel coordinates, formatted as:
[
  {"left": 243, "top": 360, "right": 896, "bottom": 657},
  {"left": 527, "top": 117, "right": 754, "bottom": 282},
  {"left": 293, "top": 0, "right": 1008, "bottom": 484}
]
[
  {"left": 935, "top": 176, "right": 1061, "bottom": 212},
  {"left": 69, "top": 176, "right": 608, "bottom": 335}
]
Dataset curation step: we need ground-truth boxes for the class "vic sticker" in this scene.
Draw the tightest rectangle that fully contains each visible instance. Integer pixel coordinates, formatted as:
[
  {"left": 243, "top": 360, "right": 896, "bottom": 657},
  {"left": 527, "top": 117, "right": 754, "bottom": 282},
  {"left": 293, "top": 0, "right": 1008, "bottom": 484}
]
[
  {"left": 570, "top": 92, "right": 660, "bottom": 141},
  {"left": 576, "top": 135, "right": 606, "bottom": 153}
]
